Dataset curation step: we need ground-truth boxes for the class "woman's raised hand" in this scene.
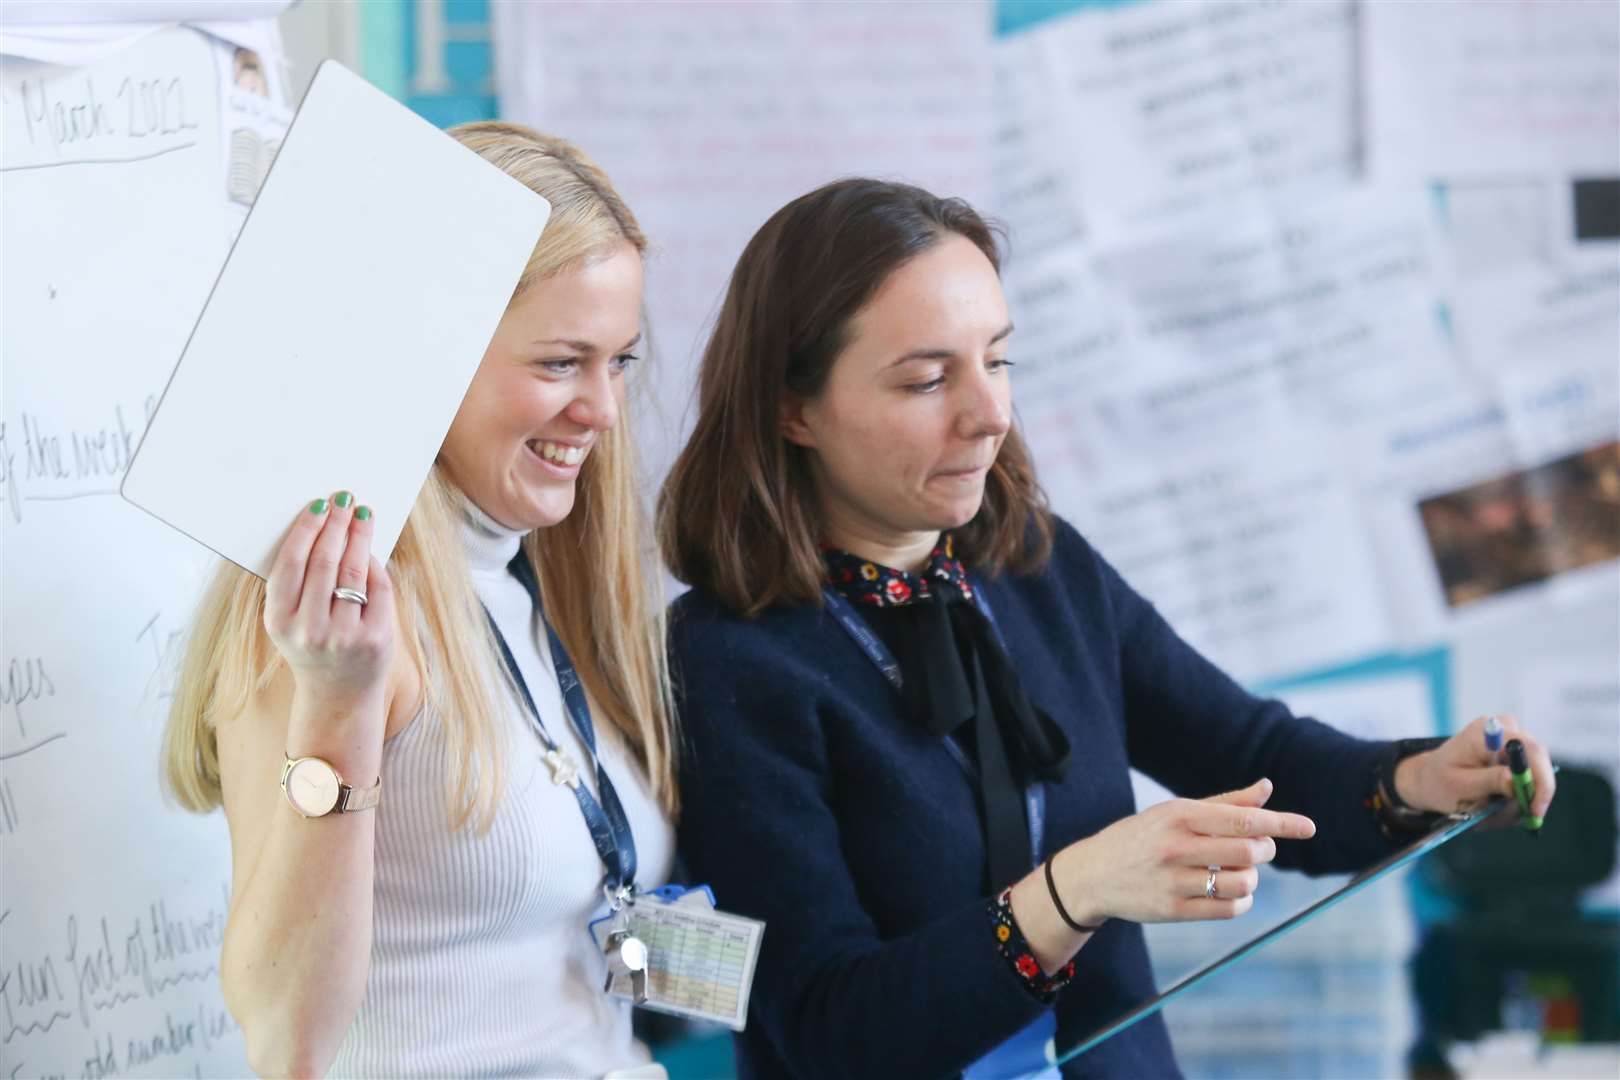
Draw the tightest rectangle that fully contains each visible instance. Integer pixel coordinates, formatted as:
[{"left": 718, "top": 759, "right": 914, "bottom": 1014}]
[
  {"left": 263, "top": 492, "right": 396, "bottom": 718},
  {"left": 1396, "top": 714, "right": 1556, "bottom": 824},
  {"left": 1051, "top": 778, "right": 1314, "bottom": 926}
]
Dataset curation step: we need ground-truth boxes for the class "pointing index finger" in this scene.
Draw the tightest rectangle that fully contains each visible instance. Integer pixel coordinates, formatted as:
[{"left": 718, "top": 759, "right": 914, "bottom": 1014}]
[{"left": 1194, "top": 802, "right": 1317, "bottom": 841}]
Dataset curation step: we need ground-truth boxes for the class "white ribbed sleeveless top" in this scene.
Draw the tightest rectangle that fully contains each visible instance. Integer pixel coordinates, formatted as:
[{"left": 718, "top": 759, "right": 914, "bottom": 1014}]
[{"left": 328, "top": 504, "right": 674, "bottom": 1078}]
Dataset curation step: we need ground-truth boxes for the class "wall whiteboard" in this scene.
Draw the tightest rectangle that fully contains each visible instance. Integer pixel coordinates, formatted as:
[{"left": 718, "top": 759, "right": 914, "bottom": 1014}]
[{"left": 2, "top": 26, "right": 270, "bottom": 1078}]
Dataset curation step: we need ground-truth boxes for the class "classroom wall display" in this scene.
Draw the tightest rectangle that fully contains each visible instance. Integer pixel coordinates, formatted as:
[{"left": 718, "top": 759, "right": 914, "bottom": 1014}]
[
  {"left": 1, "top": 22, "right": 290, "bottom": 1076},
  {"left": 3, "top": 2, "right": 1615, "bottom": 1077},
  {"left": 494, "top": 0, "right": 1617, "bottom": 718}
]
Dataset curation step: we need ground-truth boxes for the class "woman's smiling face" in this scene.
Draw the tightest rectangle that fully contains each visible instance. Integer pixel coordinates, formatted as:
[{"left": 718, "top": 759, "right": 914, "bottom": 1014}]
[{"left": 439, "top": 243, "right": 644, "bottom": 530}]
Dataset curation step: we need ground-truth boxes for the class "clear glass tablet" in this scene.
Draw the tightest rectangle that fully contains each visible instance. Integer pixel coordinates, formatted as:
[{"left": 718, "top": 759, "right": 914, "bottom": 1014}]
[{"left": 1050, "top": 801, "right": 1501, "bottom": 1069}]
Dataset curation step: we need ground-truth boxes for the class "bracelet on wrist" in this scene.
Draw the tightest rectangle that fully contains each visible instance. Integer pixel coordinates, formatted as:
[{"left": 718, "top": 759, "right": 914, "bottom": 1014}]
[
  {"left": 989, "top": 888, "right": 1077, "bottom": 1000},
  {"left": 1044, "top": 855, "right": 1104, "bottom": 934}
]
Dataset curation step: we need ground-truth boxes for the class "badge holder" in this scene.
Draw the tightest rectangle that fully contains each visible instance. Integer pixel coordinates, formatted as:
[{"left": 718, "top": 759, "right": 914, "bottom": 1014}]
[{"left": 588, "top": 884, "right": 766, "bottom": 1032}]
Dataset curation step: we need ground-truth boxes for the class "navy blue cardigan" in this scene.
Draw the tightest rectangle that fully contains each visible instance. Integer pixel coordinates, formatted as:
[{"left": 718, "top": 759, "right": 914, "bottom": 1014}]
[{"left": 670, "top": 519, "right": 1403, "bottom": 1079}]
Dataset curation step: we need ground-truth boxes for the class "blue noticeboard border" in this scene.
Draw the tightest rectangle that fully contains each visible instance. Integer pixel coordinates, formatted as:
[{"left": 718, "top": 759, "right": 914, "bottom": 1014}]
[
  {"left": 1255, "top": 646, "right": 1454, "bottom": 737},
  {"left": 995, "top": 0, "right": 1146, "bottom": 38}
]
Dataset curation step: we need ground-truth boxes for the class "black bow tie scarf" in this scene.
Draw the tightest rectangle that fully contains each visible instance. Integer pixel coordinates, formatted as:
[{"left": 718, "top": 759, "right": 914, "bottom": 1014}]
[{"left": 824, "top": 542, "right": 1070, "bottom": 891}]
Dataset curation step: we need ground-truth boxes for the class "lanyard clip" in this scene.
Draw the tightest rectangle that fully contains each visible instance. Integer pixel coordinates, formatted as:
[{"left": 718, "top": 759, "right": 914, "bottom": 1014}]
[
  {"left": 603, "top": 929, "right": 649, "bottom": 1004},
  {"left": 604, "top": 880, "right": 635, "bottom": 913}
]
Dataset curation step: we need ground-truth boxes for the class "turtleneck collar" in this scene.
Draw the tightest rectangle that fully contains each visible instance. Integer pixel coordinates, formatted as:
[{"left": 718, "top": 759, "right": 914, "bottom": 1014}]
[{"left": 459, "top": 496, "right": 529, "bottom": 575}]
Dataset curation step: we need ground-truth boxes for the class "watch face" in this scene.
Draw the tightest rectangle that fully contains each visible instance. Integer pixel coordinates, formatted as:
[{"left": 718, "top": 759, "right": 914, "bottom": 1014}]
[{"left": 285, "top": 757, "right": 341, "bottom": 817}]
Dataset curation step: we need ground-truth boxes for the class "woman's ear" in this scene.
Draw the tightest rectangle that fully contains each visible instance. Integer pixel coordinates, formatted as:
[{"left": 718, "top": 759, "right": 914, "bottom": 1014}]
[{"left": 780, "top": 393, "right": 817, "bottom": 449}]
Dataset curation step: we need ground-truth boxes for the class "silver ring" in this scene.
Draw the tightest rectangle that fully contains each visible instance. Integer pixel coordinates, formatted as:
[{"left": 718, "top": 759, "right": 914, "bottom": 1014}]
[
  {"left": 1204, "top": 867, "right": 1219, "bottom": 900},
  {"left": 333, "top": 586, "right": 368, "bottom": 606}
]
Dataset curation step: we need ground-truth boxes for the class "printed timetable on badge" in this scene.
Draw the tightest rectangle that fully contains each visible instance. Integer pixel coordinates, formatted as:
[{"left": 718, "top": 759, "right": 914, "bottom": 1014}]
[{"left": 609, "top": 901, "right": 765, "bottom": 1031}]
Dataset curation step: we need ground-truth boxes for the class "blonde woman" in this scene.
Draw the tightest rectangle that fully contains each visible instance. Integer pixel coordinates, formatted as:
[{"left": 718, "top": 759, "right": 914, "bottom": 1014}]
[{"left": 163, "top": 123, "right": 678, "bottom": 1079}]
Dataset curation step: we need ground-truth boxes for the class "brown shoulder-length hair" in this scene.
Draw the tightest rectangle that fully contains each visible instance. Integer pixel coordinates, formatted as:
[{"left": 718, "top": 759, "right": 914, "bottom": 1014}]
[{"left": 659, "top": 177, "right": 1053, "bottom": 617}]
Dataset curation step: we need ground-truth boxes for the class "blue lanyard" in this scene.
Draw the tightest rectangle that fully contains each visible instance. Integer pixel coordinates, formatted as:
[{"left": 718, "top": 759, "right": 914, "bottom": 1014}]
[
  {"left": 821, "top": 583, "right": 1047, "bottom": 865},
  {"left": 485, "top": 564, "right": 638, "bottom": 896}
]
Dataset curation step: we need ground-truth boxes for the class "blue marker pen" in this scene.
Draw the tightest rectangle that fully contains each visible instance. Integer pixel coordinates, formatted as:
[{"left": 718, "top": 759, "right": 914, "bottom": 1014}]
[{"left": 1484, "top": 716, "right": 1504, "bottom": 754}]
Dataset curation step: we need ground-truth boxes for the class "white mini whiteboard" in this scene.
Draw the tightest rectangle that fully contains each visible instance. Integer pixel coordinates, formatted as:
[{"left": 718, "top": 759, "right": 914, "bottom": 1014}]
[{"left": 122, "top": 59, "right": 550, "bottom": 577}]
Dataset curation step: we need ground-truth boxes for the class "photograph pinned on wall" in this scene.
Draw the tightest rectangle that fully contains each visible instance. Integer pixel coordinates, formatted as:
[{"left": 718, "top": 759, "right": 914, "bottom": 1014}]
[
  {"left": 1571, "top": 178, "right": 1620, "bottom": 243},
  {"left": 1418, "top": 440, "right": 1620, "bottom": 610},
  {"left": 1029, "top": 0, "right": 1360, "bottom": 245},
  {"left": 1558, "top": 175, "right": 1620, "bottom": 265},
  {"left": 218, "top": 39, "right": 291, "bottom": 234}
]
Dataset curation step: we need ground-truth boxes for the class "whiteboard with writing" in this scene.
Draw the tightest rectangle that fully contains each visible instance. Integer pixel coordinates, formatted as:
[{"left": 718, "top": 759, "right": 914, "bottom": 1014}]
[{"left": 2, "top": 27, "right": 258, "bottom": 1078}]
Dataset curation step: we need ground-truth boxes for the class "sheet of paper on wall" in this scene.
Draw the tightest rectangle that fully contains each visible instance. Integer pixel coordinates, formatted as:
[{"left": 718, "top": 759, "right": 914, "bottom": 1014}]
[
  {"left": 991, "top": 31, "right": 1087, "bottom": 265},
  {"left": 1052, "top": 438, "right": 1396, "bottom": 685},
  {"left": 1009, "top": 191, "right": 1467, "bottom": 593},
  {"left": 1518, "top": 660, "right": 1620, "bottom": 909},
  {"left": 1441, "top": 182, "right": 1561, "bottom": 279},
  {"left": 1028, "top": 0, "right": 1358, "bottom": 246},
  {"left": 212, "top": 28, "right": 293, "bottom": 239},
  {"left": 122, "top": 60, "right": 550, "bottom": 578},
  {"left": 1496, "top": 349, "right": 1619, "bottom": 467},
  {"left": 1452, "top": 262, "right": 1620, "bottom": 378},
  {"left": 1000, "top": 245, "right": 1129, "bottom": 406},
  {"left": 1078, "top": 189, "right": 1466, "bottom": 472},
  {"left": 1363, "top": 0, "right": 1620, "bottom": 183}
]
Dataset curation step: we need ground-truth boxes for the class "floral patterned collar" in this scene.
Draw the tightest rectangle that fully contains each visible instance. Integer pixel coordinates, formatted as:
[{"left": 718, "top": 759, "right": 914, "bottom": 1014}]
[{"left": 822, "top": 534, "right": 974, "bottom": 607}]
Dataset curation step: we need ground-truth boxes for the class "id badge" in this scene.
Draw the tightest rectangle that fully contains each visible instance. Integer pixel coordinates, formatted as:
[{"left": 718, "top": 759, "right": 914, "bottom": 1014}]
[{"left": 588, "top": 884, "right": 766, "bottom": 1032}]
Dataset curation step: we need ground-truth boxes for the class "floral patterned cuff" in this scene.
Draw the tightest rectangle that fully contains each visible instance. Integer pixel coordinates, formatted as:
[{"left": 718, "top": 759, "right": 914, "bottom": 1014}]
[{"left": 988, "top": 887, "right": 1076, "bottom": 1001}]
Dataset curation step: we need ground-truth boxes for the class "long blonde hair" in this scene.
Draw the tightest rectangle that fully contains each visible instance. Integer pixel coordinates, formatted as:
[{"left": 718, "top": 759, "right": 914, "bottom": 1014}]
[{"left": 162, "top": 122, "right": 678, "bottom": 829}]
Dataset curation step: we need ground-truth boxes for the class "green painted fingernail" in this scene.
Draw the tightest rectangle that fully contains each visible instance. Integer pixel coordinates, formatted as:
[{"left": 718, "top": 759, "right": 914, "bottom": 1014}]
[
  {"left": 355, "top": 505, "right": 372, "bottom": 521},
  {"left": 334, "top": 490, "right": 353, "bottom": 508},
  {"left": 309, "top": 498, "right": 327, "bottom": 514}
]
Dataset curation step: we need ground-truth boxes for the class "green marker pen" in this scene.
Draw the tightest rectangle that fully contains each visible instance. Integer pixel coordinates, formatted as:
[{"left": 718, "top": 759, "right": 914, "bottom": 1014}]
[{"left": 1506, "top": 739, "right": 1542, "bottom": 832}]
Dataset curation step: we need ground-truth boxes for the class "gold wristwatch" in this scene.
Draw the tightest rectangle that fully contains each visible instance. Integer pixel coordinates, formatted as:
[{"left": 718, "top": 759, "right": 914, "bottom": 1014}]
[{"left": 281, "top": 754, "right": 382, "bottom": 817}]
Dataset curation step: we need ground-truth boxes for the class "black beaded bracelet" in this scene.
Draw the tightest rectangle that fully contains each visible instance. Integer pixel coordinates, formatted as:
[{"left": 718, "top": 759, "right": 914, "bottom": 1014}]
[{"left": 1044, "top": 855, "right": 1104, "bottom": 934}]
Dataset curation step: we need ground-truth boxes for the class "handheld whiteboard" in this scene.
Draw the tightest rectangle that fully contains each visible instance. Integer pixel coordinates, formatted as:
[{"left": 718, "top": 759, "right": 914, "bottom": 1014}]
[{"left": 122, "top": 60, "right": 550, "bottom": 577}]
